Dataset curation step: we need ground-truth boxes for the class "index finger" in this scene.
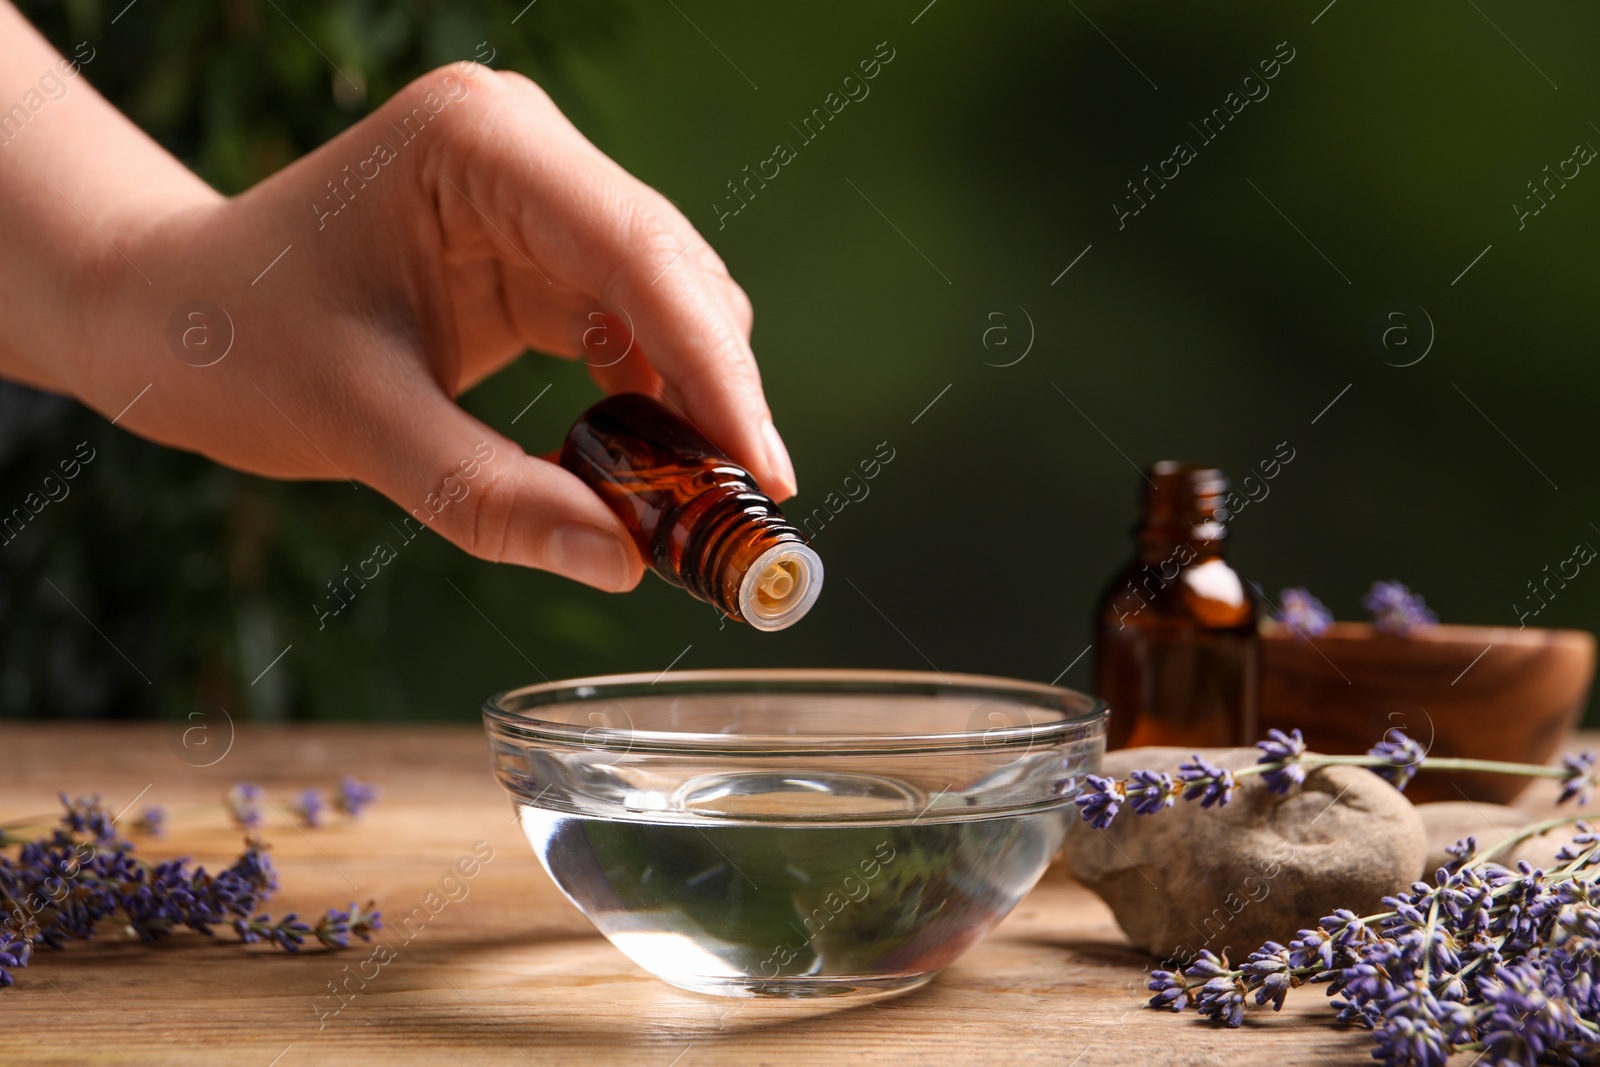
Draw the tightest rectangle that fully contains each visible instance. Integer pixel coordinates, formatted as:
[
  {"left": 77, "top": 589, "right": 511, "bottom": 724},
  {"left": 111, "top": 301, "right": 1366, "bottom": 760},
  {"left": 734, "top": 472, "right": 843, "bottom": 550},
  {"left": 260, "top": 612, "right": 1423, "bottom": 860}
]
[{"left": 434, "top": 69, "right": 797, "bottom": 499}]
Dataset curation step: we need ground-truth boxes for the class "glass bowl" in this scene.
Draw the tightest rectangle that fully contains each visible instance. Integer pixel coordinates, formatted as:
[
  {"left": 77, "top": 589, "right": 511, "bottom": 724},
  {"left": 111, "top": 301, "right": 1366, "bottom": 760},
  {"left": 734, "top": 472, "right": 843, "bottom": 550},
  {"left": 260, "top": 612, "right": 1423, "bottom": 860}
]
[{"left": 484, "top": 669, "right": 1105, "bottom": 999}]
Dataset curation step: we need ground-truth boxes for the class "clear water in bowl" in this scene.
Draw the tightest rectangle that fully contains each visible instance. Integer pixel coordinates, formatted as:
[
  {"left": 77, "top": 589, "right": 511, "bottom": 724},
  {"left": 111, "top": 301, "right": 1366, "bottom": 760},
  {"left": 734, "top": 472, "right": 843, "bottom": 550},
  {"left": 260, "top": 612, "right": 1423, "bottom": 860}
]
[{"left": 519, "top": 769, "right": 1072, "bottom": 998}]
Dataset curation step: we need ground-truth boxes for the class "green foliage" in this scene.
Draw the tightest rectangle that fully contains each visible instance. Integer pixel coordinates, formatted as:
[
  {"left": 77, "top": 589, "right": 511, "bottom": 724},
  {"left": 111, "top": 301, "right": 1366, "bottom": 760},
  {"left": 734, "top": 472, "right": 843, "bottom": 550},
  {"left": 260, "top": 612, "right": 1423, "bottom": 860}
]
[
  {"left": 5, "top": 1, "right": 1599, "bottom": 725},
  {"left": 22, "top": 0, "right": 622, "bottom": 191},
  {"left": 2, "top": 0, "right": 624, "bottom": 722}
]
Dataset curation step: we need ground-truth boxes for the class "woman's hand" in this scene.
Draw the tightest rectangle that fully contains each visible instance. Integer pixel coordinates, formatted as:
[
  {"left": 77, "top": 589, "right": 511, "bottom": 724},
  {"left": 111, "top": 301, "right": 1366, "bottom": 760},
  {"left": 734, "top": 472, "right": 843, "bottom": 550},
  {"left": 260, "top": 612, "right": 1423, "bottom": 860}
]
[{"left": 0, "top": 12, "right": 795, "bottom": 592}]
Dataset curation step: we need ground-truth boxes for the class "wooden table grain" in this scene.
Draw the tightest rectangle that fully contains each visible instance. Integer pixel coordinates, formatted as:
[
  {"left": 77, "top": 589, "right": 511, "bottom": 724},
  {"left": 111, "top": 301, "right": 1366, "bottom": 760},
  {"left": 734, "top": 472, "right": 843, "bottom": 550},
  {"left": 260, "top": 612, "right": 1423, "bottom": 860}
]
[{"left": 3, "top": 723, "right": 1580, "bottom": 1066}]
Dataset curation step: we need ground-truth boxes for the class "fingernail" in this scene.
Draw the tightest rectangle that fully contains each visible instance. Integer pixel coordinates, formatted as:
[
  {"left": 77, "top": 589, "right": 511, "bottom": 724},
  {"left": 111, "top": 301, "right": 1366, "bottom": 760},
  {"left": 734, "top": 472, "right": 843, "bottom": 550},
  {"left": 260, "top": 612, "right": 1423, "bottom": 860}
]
[
  {"left": 547, "top": 524, "right": 631, "bottom": 591},
  {"left": 760, "top": 418, "right": 798, "bottom": 499}
]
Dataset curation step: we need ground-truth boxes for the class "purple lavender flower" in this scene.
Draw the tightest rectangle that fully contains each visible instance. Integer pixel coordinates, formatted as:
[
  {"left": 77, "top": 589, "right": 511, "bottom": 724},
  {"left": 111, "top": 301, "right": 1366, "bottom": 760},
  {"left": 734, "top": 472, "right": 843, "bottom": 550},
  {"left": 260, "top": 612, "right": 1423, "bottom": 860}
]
[
  {"left": 1126, "top": 769, "right": 1178, "bottom": 816},
  {"left": 0, "top": 934, "right": 31, "bottom": 987},
  {"left": 1107, "top": 797, "right": 1600, "bottom": 1060},
  {"left": 333, "top": 777, "right": 380, "bottom": 819},
  {"left": 0, "top": 799, "right": 374, "bottom": 993},
  {"left": 1193, "top": 974, "right": 1246, "bottom": 1027},
  {"left": 1182, "top": 949, "right": 1231, "bottom": 980},
  {"left": 1321, "top": 908, "right": 1375, "bottom": 949},
  {"left": 133, "top": 806, "right": 167, "bottom": 837},
  {"left": 1256, "top": 728, "right": 1307, "bottom": 794},
  {"left": 1147, "top": 969, "right": 1189, "bottom": 1011},
  {"left": 1330, "top": 995, "right": 1383, "bottom": 1028},
  {"left": 1287, "top": 927, "right": 1335, "bottom": 974},
  {"left": 1177, "top": 755, "right": 1236, "bottom": 808},
  {"left": 1369, "top": 984, "right": 1470, "bottom": 1067},
  {"left": 1363, "top": 580, "right": 1438, "bottom": 636},
  {"left": 1558, "top": 751, "right": 1598, "bottom": 806},
  {"left": 235, "top": 913, "right": 313, "bottom": 952},
  {"left": 226, "top": 783, "right": 264, "bottom": 829},
  {"left": 57, "top": 794, "right": 119, "bottom": 843},
  {"left": 1276, "top": 587, "right": 1332, "bottom": 637},
  {"left": 1474, "top": 962, "right": 1580, "bottom": 1065},
  {"left": 1367, "top": 729, "right": 1427, "bottom": 790},
  {"left": 1439, "top": 835, "right": 1478, "bottom": 879},
  {"left": 314, "top": 901, "right": 383, "bottom": 949},
  {"left": 1240, "top": 942, "right": 1294, "bottom": 1011},
  {"left": 1382, "top": 885, "right": 1463, "bottom": 974},
  {"left": 292, "top": 789, "right": 325, "bottom": 829},
  {"left": 1073, "top": 775, "right": 1125, "bottom": 829},
  {"left": 1179, "top": 947, "right": 1241, "bottom": 1017},
  {"left": 228, "top": 839, "right": 279, "bottom": 895},
  {"left": 1555, "top": 822, "right": 1598, "bottom": 865},
  {"left": 1330, "top": 959, "right": 1395, "bottom": 1006}
]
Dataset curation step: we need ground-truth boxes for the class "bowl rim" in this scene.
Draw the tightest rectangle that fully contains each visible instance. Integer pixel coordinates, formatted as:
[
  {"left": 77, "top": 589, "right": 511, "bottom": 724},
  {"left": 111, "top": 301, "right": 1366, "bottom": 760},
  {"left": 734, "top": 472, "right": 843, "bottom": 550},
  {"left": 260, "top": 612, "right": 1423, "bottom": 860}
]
[{"left": 483, "top": 668, "right": 1106, "bottom": 757}]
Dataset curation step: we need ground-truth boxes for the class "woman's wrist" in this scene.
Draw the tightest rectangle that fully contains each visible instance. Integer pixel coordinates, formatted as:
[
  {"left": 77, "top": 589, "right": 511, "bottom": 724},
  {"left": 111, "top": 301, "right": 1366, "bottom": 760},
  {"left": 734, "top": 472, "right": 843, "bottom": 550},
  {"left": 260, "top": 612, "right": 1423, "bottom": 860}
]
[
  {"left": 47, "top": 196, "right": 207, "bottom": 417},
  {"left": 0, "top": 3, "right": 224, "bottom": 409}
]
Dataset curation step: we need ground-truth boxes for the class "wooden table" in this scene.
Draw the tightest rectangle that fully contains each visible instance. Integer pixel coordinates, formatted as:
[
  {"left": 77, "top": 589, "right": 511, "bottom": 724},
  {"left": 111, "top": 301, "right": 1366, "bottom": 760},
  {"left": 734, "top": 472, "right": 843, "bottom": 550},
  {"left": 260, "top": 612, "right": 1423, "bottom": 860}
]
[{"left": 2, "top": 724, "right": 1580, "bottom": 1066}]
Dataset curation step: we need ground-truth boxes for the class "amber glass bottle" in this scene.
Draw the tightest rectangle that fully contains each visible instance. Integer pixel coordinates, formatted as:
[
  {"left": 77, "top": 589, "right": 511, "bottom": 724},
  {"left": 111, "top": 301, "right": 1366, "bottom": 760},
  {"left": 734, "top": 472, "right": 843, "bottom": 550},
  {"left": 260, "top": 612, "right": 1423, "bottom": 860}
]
[
  {"left": 1093, "top": 462, "right": 1258, "bottom": 749},
  {"left": 560, "top": 393, "right": 823, "bottom": 631}
]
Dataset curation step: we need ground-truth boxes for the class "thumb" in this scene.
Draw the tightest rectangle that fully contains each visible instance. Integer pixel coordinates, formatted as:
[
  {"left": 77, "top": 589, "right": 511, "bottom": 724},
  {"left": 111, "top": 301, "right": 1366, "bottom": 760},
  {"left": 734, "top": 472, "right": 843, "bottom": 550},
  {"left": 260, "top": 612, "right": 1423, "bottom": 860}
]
[{"left": 356, "top": 388, "right": 644, "bottom": 592}]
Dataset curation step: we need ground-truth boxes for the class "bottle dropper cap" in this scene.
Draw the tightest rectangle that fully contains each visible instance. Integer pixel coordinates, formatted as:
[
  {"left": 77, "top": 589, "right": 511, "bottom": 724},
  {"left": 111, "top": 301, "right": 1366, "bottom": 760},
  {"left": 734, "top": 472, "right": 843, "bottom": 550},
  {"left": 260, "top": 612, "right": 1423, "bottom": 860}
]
[{"left": 738, "top": 543, "right": 824, "bottom": 631}]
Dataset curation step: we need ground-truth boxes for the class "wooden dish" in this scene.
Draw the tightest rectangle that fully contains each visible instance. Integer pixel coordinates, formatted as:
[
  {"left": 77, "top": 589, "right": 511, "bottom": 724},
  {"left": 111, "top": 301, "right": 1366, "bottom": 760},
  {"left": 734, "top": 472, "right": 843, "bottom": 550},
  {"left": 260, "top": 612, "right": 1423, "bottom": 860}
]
[{"left": 1259, "top": 623, "right": 1595, "bottom": 803}]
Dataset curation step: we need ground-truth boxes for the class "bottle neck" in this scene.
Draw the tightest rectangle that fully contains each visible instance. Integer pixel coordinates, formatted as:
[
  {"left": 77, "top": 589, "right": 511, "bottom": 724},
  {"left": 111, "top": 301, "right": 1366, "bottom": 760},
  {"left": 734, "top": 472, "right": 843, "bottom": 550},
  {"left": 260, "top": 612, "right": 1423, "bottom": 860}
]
[
  {"left": 1136, "top": 521, "right": 1228, "bottom": 564},
  {"left": 675, "top": 487, "right": 821, "bottom": 629},
  {"left": 1134, "top": 462, "right": 1230, "bottom": 564}
]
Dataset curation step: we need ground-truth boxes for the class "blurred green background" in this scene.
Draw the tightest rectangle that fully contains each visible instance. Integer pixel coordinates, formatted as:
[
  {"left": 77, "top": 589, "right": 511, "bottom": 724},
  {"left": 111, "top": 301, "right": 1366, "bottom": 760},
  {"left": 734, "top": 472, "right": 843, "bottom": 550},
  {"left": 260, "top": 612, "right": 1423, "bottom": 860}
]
[{"left": 5, "top": 0, "right": 1598, "bottom": 724}]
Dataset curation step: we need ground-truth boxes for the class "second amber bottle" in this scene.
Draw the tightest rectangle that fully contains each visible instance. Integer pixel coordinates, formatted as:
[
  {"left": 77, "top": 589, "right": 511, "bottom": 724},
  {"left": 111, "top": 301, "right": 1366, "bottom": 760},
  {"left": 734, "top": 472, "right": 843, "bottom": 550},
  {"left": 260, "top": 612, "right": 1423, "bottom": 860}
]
[{"left": 1093, "top": 462, "right": 1259, "bottom": 749}]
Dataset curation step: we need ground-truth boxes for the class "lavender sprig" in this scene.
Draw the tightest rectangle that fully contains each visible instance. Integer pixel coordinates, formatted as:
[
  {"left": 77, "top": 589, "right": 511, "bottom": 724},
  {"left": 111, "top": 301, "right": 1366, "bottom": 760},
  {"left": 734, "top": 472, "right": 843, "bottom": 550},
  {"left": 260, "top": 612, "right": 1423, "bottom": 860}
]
[
  {"left": 1256, "top": 728, "right": 1307, "bottom": 794},
  {"left": 225, "top": 783, "right": 264, "bottom": 829},
  {"left": 1177, "top": 755, "right": 1236, "bottom": 808},
  {"left": 1276, "top": 587, "right": 1333, "bottom": 637},
  {"left": 234, "top": 912, "right": 314, "bottom": 952},
  {"left": 1558, "top": 751, "right": 1598, "bottom": 806},
  {"left": 1369, "top": 729, "right": 1429, "bottom": 790},
  {"left": 333, "top": 777, "right": 380, "bottom": 819},
  {"left": 1074, "top": 728, "right": 1590, "bottom": 830},
  {"left": 132, "top": 806, "right": 167, "bottom": 837},
  {"left": 1364, "top": 580, "right": 1438, "bottom": 636},
  {"left": 1073, "top": 775, "right": 1125, "bottom": 829},
  {"left": 1089, "top": 729, "right": 1600, "bottom": 1059},
  {"left": 1126, "top": 770, "right": 1178, "bottom": 816},
  {"left": 1145, "top": 820, "right": 1600, "bottom": 1064},
  {"left": 0, "top": 794, "right": 383, "bottom": 990},
  {"left": 313, "top": 900, "right": 383, "bottom": 949},
  {"left": 292, "top": 789, "right": 326, "bottom": 829},
  {"left": 109, "top": 779, "right": 383, "bottom": 836}
]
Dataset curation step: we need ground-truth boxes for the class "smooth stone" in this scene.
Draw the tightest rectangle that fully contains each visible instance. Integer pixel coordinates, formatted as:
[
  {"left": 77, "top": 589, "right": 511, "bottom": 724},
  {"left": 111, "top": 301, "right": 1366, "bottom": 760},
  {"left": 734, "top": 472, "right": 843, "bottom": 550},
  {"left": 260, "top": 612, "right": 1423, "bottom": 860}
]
[
  {"left": 1415, "top": 801, "right": 1563, "bottom": 875},
  {"left": 1064, "top": 746, "right": 1427, "bottom": 963}
]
